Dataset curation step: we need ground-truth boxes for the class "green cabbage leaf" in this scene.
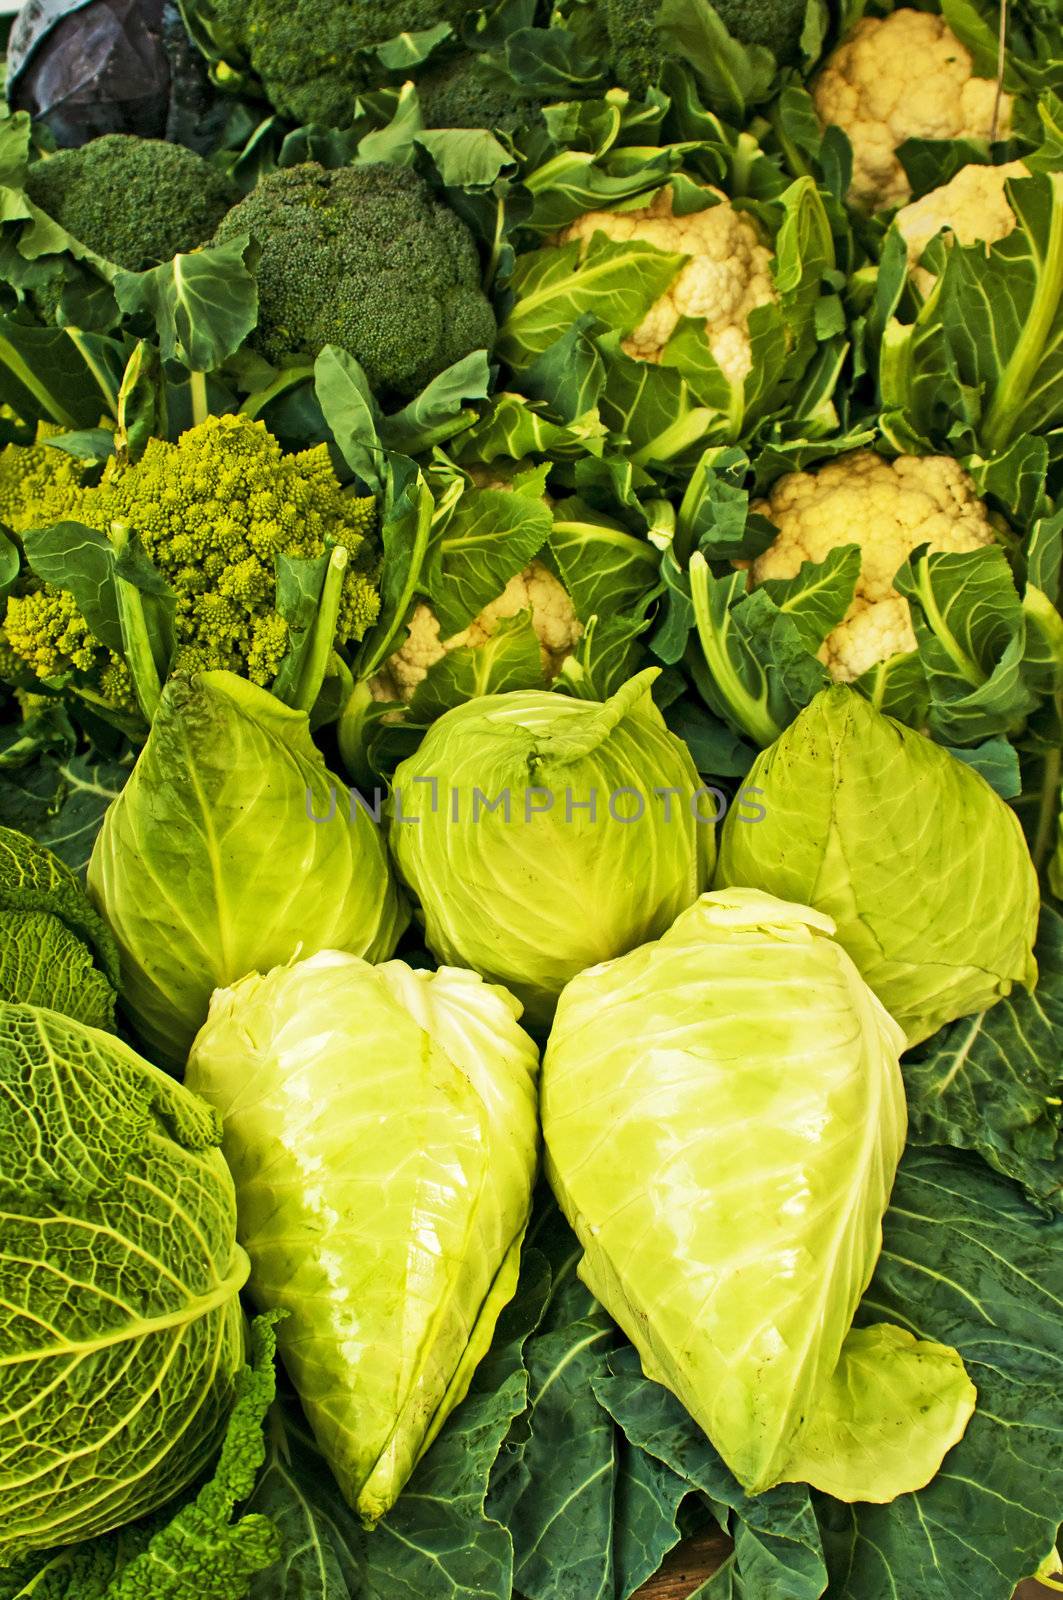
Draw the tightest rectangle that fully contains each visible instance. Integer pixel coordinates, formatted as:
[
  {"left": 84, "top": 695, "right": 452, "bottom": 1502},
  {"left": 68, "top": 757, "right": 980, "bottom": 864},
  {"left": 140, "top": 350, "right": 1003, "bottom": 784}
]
[{"left": 0, "top": 825, "right": 119, "bottom": 1027}]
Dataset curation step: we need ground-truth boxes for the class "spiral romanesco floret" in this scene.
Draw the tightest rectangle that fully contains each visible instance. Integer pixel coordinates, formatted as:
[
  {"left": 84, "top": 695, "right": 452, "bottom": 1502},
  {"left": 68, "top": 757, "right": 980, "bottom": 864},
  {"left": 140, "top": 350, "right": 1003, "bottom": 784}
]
[
  {"left": 0, "top": 424, "right": 89, "bottom": 532},
  {"left": 4, "top": 414, "right": 380, "bottom": 706}
]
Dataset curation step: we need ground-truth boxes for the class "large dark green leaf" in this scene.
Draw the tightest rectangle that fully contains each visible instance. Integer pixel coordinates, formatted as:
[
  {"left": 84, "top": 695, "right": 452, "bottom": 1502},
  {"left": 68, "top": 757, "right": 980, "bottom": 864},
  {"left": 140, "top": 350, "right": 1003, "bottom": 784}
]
[
  {"left": 0, "top": 318, "right": 125, "bottom": 428},
  {"left": 113, "top": 236, "right": 258, "bottom": 373},
  {"left": 821, "top": 1147, "right": 1063, "bottom": 1600},
  {"left": 595, "top": 1348, "right": 828, "bottom": 1600},
  {"left": 489, "top": 1207, "right": 622, "bottom": 1600},
  {"left": 903, "top": 905, "right": 1063, "bottom": 1212},
  {"left": 0, "top": 752, "right": 128, "bottom": 877}
]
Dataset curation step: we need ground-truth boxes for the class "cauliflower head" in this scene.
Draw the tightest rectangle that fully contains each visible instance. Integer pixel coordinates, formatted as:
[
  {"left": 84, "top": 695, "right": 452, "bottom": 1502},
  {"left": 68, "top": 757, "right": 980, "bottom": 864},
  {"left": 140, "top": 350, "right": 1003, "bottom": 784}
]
[
  {"left": 370, "top": 560, "right": 581, "bottom": 703},
  {"left": 750, "top": 451, "right": 996, "bottom": 681},
  {"left": 895, "top": 160, "right": 1028, "bottom": 296},
  {"left": 812, "top": 10, "right": 1011, "bottom": 212},
  {"left": 213, "top": 162, "right": 497, "bottom": 398},
  {"left": 4, "top": 414, "right": 380, "bottom": 710},
  {"left": 557, "top": 186, "right": 777, "bottom": 385}
]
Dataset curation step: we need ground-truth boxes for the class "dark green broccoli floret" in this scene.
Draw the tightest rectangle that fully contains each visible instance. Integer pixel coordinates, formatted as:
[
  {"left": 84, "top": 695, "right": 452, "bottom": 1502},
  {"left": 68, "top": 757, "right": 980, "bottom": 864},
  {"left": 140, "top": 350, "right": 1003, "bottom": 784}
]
[
  {"left": 602, "top": 0, "right": 664, "bottom": 93},
  {"left": 416, "top": 53, "right": 542, "bottom": 133},
  {"left": 601, "top": 0, "right": 808, "bottom": 91},
  {"left": 24, "top": 133, "right": 237, "bottom": 270},
  {"left": 213, "top": 162, "right": 497, "bottom": 398},
  {"left": 712, "top": 0, "right": 808, "bottom": 58},
  {"left": 201, "top": 0, "right": 483, "bottom": 126}
]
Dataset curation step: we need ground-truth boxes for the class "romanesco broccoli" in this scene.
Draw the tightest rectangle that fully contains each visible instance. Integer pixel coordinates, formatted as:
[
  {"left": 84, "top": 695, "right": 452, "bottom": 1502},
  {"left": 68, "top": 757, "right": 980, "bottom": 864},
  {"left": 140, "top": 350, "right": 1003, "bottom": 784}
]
[
  {"left": 3, "top": 415, "right": 380, "bottom": 712},
  {"left": 0, "top": 424, "right": 89, "bottom": 532},
  {"left": 213, "top": 162, "right": 497, "bottom": 398}
]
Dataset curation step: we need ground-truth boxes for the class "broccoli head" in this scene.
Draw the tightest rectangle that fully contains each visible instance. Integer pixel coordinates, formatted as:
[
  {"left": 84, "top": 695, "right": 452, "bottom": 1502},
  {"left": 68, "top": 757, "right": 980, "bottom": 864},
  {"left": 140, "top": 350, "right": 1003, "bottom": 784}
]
[
  {"left": 415, "top": 54, "right": 542, "bottom": 134},
  {"left": 194, "top": 0, "right": 483, "bottom": 126},
  {"left": 712, "top": 0, "right": 807, "bottom": 59},
  {"left": 3, "top": 414, "right": 380, "bottom": 715},
  {"left": 213, "top": 162, "right": 497, "bottom": 398},
  {"left": 600, "top": 0, "right": 808, "bottom": 91},
  {"left": 24, "top": 133, "right": 237, "bottom": 270}
]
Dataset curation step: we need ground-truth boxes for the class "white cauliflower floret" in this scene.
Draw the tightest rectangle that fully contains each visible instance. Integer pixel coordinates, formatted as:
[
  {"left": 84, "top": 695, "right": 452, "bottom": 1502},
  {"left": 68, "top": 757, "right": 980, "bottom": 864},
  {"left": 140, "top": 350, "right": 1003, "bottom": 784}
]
[
  {"left": 370, "top": 559, "right": 582, "bottom": 704},
  {"left": 895, "top": 160, "right": 1028, "bottom": 296},
  {"left": 750, "top": 451, "right": 996, "bottom": 681},
  {"left": 558, "top": 186, "right": 777, "bottom": 384},
  {"left": 813, "top": 10, "right": 1012, "bottom": 212}
]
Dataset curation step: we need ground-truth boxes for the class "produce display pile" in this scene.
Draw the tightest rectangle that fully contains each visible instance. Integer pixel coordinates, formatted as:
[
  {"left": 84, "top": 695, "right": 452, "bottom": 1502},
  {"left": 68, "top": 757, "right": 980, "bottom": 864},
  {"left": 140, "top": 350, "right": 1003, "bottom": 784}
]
[{"left": 0, "top": 0, "right": 1061, "bottom": 1596}]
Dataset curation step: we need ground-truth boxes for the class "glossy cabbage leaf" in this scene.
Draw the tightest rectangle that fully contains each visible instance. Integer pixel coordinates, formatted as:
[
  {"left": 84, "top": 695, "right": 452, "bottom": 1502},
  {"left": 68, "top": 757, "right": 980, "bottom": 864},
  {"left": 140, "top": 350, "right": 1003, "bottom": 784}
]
[
  {"left": 0, "top": 1001, "right": 250, "bottom": 1563},
  {"left": 390, "top": 668, "right": 710, "bottom": 1028},
  {"left": 186, "top": 951, "right": 539, "bottom": 1524},
  {"left": 0, "top": 825, "right": 119, "bottom": 1025},
  {"left": 543, "top": 887, "right": 908, "bottom": 1494},
  {"left": 716, "top": 687, "right": 1040, "bottom": 1045},
  {"left": 778, "top": 1324, "right": 976, "bottom": 1502},
  {"left": 88, "top": 671, "right": 406, "bottom": 1066}
]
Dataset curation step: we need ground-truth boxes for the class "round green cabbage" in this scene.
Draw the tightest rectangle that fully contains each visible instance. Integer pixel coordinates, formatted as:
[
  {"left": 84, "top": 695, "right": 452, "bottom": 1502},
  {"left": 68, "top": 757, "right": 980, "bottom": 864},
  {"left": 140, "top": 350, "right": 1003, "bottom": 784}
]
[
  {"left": 389, "top": 669, "right": 711, "bottom": 1028},
  {"left": 0, "top": 1003, "right": 249, "bottom": 1562},
  {"left": 542, "top": 887, "right": 907, "bottom": 1495},
  {"left": 715, "top": 686, "right": 1040, "bottom": 1045},
  {"left": 185, "top": 952, "right": 539, "bottom": 1524},
  {"left": 88, "top": 671, "right": 406, "bottom": 1066}
]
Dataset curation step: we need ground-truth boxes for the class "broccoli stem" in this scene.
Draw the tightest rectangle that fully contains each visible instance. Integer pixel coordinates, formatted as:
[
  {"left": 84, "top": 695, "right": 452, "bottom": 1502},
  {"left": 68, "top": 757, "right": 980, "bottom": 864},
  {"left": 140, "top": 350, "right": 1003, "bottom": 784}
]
[
  {"left": 292, "top": 545, "right": 348, "bottom": 714},
  {"left": 108, "top": 521, "right": 163, "bottom": 723},
  {"left": 188, "top": 370, "right": 210, "bottom": 428}
]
